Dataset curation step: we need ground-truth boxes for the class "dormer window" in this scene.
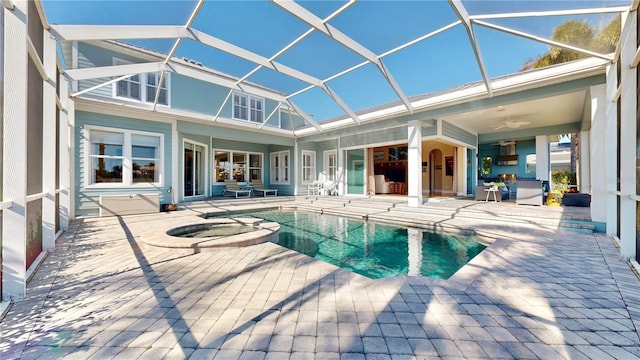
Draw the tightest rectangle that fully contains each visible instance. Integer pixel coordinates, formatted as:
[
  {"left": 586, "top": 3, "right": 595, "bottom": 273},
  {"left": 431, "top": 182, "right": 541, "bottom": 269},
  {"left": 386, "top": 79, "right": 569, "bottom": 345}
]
[
  {"left": 233, "top": 92, "right": 264, "bottom": 123},
  {"left": 113, "top": 58, "right": 169, "bottom": 106}
]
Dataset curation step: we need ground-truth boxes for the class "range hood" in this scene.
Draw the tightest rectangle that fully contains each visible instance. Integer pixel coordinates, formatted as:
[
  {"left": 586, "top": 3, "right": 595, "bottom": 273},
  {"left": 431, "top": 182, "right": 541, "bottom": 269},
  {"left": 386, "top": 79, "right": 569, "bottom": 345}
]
[{"left": 496, "top": 143, "right": 518, "bottom": 165}]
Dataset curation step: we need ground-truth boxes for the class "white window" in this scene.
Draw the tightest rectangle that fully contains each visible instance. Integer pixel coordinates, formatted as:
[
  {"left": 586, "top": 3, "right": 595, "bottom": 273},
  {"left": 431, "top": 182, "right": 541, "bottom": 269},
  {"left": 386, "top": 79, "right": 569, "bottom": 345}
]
[
  {"left": 145, "top": 72, "right": 168, "bottom": 105},
  {"left": 86, "top": 126, "right": 162, "bottom": 187},
  {"left": 215, "top": 150, "right": 262, "bottom": 183},
  {"left": 270, "top": 151, "right": 289, "bottom": 185},
  {"left": 113, "top": 58, "right": 169, "bottom": 106},
  {"left": 324, "top": 150, "right": 337, "bottom": 182},
  {"left": 116, "top": 73, "right": 141, "bottom": 101},
  {"left": 233, "top": 91, "right": 264, "bottom": 123},
  {"left": 302, "top": 150, "right": 316, "bottom": 184}
]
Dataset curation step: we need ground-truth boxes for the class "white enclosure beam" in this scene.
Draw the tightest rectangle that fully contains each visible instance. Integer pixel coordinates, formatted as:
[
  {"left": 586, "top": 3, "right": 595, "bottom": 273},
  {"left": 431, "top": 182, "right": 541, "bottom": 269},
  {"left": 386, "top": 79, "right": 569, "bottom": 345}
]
[
  {"left": 321, "top": 84, "right": 360, "bottom": 124},
  {"left": 273, "top": 0, "right": 378, "bottom": 63},
  {"left": 286, "top": 100, "right": 321, "bottom": 131},
  {"left": 58, "top": 76, "right": 70, "bottom": 230},
  {"left": 449, "top": 0, "right": 493, "bottom": 97},
  {"left": 70, "top": 74, "right": 133, "bottom": 98},
  {"left": 168, "top": 62, "right": 286, "bottom": 103},
  {"left": 272, "top": 0, "right": 414, "bottom": 113},
  {"left": 213, "top": 89, "right": 233, "bottom": 122},
  {"left": 65, "top": 62, "right": 169, "bottom": 81},
  {"left": 34, "top": 0, "right": 49, "bottom": 29},
  {"left": 2, "top": 0, "right": 14, "bottom": 10},
  {"left": 380, "top": 21, "right": 461, "bottom": 58},
  {"left": 470, "top": 6, "right": 629, "bottom": 20},
  {"left": 50, "top": 25, "right": 192, "bottom": 41},
  {"left": 189, "top": 29, "right": 324, "bottom": 87},
  {"left": 260, "top": 101, "right": 283, "bottom": 130},
  {"left": 474, "top": 20, "right": 614, "bottom": 62},
  {"left": 3, "top": 0, "right": 28, "bottom": 302},
  {"left": 42, "top": 30, "right": 57, "bottom": 251},
  {"left": 27, "top": 36, "right": 48, "bottom": 81}
]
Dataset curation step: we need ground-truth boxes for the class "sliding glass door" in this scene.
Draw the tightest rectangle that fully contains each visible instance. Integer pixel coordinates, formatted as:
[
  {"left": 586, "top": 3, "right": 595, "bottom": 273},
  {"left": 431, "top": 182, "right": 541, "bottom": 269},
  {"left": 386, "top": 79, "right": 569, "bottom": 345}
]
[{"left": 184, "top": 141, "right": 207, "bottom": 198}]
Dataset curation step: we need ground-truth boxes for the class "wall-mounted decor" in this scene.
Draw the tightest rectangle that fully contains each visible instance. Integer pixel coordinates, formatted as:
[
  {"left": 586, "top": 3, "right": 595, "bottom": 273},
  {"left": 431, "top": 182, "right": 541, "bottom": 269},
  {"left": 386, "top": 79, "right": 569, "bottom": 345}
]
[
  {"left": 388, "top": 146, "right": 408, "bottom": 161},
  {"left": 445, "top": 156, "right": 454, "bottom": 176},
  {"left": 373, "top": 151, "right": 385, "bottom": 160}
]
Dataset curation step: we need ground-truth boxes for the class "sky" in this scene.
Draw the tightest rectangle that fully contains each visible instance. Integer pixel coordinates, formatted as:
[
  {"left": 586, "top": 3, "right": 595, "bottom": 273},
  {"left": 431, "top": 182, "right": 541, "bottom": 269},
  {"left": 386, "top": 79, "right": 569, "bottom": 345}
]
[{"left": 42, "top": 0, "right": 630, "bottom": 122}]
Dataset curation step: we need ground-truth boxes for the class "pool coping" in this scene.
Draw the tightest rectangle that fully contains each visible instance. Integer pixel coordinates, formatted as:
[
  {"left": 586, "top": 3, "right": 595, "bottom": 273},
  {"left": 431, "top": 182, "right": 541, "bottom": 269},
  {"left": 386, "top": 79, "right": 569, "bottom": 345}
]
[
  {"left": 140, "top": 216, "right": 280, "bottom": 254},
  {"left": 196, "top": 206, "right": 502, "bottom": 286}
]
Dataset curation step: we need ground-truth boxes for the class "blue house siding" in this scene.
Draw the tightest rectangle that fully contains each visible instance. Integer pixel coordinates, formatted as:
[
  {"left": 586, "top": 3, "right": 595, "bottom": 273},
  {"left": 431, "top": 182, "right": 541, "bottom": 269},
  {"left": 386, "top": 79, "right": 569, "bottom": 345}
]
[
  {"left": 74, "top": 111, "right": 173, "bottom": 216},
  {"left": 177, "top": 121, "right": 293, "bottom": 146},
  {"left": 420, "top": 119, "right": 437, "bottom": 137},
  {"left": 76, "top": 42, "right": 149, "bottom": 99},
  {"left": 478, "top": 139, "right": 536, "bottom": 180},
  {"left": 172, "top": 74, "right": 231, "bottom": 117},
  {"left": 341, "top": 126, "right": 408, "bottom": 148},
  {"left": 210, "top": 138, "right": 272, "bottom": 196},
  {"left": 442, "top": 120, "right": 476, "bottom": 147}
]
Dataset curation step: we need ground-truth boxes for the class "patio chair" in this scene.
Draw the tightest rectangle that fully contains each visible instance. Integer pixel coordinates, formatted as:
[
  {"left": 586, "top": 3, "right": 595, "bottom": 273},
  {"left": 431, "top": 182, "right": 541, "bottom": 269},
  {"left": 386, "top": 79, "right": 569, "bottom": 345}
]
[
  {"left": 250, "top": 180, "right": 278, "bottom": 197},
  {"left": 307, "top": 180, "right": 323, "bottom": 195},
  {"left": 223, "top": 180, "right": 252, "bottom": 198}
]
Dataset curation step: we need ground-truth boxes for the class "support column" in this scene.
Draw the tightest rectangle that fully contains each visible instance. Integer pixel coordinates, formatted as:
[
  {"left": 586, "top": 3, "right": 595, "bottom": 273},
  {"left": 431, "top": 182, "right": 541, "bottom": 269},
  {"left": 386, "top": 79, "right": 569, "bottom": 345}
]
[
  {"left": 407, "top": 120, "right": 422, "bottom": 206},
  {"left": 67, "top": 90, "right": 75, "bottom": 219},
  {"left": 604, "top": 64, "right": 618, "bottom": 236},
  {"left": 58, "top": 77, "right": 70, "bottom": 230},
  {"left": 578, "top": 130, "right": 591, "bottom": 194},
  {"left": 619, "top": 13, "right": 637, "bottom": 259},
  {"left": 471, "top": 148, "right": 478, "bottom": 195},
  {"left": 590, "top": 83, "right": 611, "bottom": 231},
  {"left": 293, "top": 141, "right": 299, "bottom": 195},
  {"left": 42, "top": 30, "right": 56, "bottom": 250},
  {"left": 2, "top": 0, "right": 29, "bottom": 301},
  {"left": 171, "top": 119, "right": 178, "bottom": 204},
  {"left": 535, "top": 135, "right": 550, "bottom": 182},
  {"left": 337, "top": 138, "right": 344, "bottom": 196}
]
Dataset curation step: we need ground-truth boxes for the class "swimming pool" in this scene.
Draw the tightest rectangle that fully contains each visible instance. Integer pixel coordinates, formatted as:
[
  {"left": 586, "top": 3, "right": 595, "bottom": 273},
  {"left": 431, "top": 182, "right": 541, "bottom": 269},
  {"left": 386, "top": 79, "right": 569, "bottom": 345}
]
[{"left": 210, "top": 209, "right": 486, "bottom": 280}]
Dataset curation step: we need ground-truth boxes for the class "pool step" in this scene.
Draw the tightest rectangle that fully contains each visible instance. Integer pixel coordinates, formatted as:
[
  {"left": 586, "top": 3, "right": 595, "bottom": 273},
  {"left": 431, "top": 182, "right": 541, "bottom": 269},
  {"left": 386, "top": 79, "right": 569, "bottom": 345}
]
[
  {"left": 294, "top": 197, "right": 595, "bottom": 233},
  {"left": 385, "top": 207, "right": 595, "bottom": 233}
]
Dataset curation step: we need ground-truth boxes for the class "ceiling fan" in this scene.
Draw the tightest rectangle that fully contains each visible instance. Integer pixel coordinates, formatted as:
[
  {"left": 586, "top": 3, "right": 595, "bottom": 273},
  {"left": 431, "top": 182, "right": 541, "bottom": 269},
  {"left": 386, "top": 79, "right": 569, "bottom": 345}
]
[
  {"left": 493, "top": 119, "right": 531, "bottom": 130},
  {"left": 492, "top": 140, "right": 516, "bottom": 146}
]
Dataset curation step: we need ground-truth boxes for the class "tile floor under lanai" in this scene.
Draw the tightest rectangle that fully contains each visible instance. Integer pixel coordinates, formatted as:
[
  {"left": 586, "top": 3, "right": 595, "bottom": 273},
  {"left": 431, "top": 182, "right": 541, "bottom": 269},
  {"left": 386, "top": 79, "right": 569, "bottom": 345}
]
[{"left": 2, "top": 197, "right": 640, "bottom": 360}]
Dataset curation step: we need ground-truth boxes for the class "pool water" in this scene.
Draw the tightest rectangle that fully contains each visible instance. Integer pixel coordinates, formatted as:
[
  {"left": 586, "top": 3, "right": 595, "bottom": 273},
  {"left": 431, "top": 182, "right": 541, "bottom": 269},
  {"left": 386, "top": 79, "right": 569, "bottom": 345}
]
[
  {"left": 231, "top": 209, "right": 486, "bottom": 280},
  {"left": 168, "top": 224, "right": 256, "bottom": 238}
]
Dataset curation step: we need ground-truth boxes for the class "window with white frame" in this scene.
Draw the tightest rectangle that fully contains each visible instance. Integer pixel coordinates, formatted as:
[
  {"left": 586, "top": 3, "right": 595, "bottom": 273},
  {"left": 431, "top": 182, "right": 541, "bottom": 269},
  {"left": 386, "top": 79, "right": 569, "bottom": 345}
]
[
  {"left": 214, "top": 150, "right": 262, "bottom": 183},
  {"left": 270, "top": 150, "right": 289, "bottom": 184},
  {"left": 249, "top": 154, "right": 262, "bottom": 181},
  {"left": 87, "top": 127, "right": 162, "bottom": 186},
  {"left": 145, "top": 72, "right": 168, "bottom": 105},
  {"left": 233, "top": 91, "right": 264, "bottom": 123},
  {"left": 113, "top": 58, "right": 169, "bottom": 106},
  {"left": 302, "top": 150, "right": 316, "bottom": 184},
  {"left": 324, "top": 150, "right": 337, "bottom": 182}
]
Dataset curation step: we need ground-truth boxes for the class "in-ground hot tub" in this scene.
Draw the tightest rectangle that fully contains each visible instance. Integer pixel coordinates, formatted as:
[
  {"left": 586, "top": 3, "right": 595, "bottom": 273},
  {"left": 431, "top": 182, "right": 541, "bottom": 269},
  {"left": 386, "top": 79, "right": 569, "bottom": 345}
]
[
  {"left": 168, "top": 223, "right": 258, "bottom": 238},
  {"left": 140, "top": 217, "right": 280, "bottom": 254}
]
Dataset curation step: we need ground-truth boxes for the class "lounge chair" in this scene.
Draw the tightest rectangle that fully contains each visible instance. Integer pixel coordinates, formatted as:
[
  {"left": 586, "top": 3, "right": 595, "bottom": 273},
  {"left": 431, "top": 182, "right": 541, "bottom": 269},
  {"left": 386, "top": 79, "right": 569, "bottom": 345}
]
[
  {"left": 223, "top": 180, "right": 252, "bottom": 198},
  {"left": 250, "top": 180, "right": 278, "bottom": 197}
]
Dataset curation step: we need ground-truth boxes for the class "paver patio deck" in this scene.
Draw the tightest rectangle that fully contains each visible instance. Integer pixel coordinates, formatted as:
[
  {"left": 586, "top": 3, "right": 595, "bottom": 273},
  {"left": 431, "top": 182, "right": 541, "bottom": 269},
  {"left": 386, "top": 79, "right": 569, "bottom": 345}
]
[{"left": 2, "top": 197, "right": 640, "bottom": 359}]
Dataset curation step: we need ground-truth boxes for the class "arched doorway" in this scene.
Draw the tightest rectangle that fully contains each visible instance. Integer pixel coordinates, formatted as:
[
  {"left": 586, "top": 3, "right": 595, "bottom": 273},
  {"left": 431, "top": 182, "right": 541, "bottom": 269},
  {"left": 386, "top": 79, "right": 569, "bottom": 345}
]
[{"left": 429, "top": 149, "right": 443, "bottom": 196}]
